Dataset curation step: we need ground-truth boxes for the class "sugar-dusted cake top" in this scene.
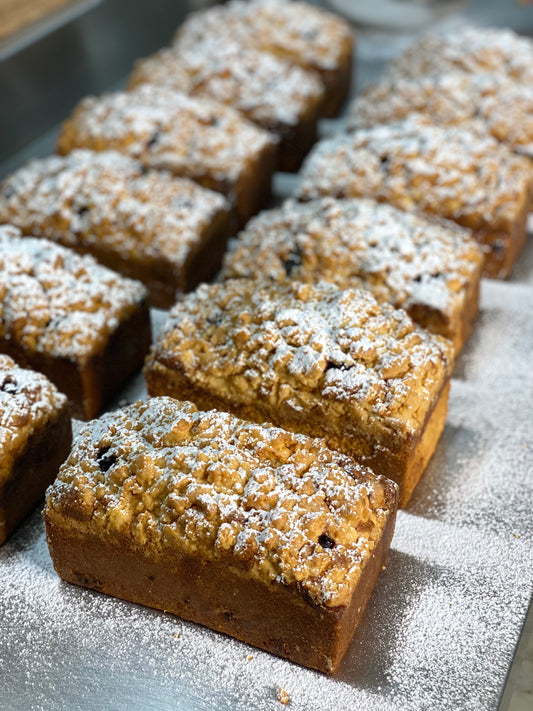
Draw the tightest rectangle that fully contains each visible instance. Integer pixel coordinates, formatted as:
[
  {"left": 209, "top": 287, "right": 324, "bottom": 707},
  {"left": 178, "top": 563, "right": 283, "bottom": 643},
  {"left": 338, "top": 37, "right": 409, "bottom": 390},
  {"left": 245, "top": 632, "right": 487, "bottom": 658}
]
[
  {"left": 0, "top": 150, "right": 229, "bottom": 270},
  {"left": 0, "top": 354, "right": 67, "bottom": 483},
  {"left": 45, "top": 396, "right": 396, "bottom": 607},
  {"left": 174, "top": 0, "right": 354, "bottom": 72},
  {"left": 296, "top": 116, "right": 532, "bottom": 231},
  {"left": 57, "top": 85, "right": 276, "bottom": 181},
  {"left": 221, "top": 197, "right": 483, "bottom": 318},
  {"left": 0, "top": 225, "right": 147, "bottom": 359},
  {"left": 129, "top": 40, "right": 324, "bottom": 127},
  {"left": 148, "top": 279, "right": 453, "bottom": 437},
  {"left": 390, "top": 25, "right": 533, "bottom": 84},
  {"left": 347, "top": 70, "right": 533, "bottom": 157}
]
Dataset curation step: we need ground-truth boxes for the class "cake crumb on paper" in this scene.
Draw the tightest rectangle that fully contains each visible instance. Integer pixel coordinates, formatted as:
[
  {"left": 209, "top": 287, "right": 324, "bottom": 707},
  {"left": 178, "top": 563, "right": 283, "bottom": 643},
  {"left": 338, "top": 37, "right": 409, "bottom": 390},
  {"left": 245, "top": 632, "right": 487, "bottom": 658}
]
[{"left": 276, "top": 687, "right": 290, "bottom": 705}]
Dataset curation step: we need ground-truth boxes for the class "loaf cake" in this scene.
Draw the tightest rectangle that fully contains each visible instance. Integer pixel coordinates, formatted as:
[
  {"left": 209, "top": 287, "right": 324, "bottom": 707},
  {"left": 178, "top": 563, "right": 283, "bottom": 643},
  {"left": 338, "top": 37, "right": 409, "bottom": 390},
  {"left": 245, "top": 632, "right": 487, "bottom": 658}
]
[
  {"left": 296, "top": 117, "right": 533, "bottom": 279},
  {"left": 0, "top": 355, "right": 71, "bottom": 545},
  {"left": 57, "top": 85, "right": 278, "bottom": 226},
  {"left": 145, "top": 280, "right": 454, "bottom": 506},
  {"left": 129, "top": 40, "right": 325, "bottom": 172},
  {"left": 0, "top": 226, "right": 151, "bottom": 419},
  {"left": 221, "top": 198, "right": 484, "bottom": 353},
  {"left": 389, "top": 25, "right": 533, "bottom": 85},
  {"left": 44, "top": 396, "right": 398, "bottom": 673},
  {"left": 173, "top": 0, "right": 354, "bottom": 118},
  {"left": 347, "top": 71, "right": 533, "bottom": 158},
  {"left": 0, "top": 150, "right": 232, "bottom": 308}
]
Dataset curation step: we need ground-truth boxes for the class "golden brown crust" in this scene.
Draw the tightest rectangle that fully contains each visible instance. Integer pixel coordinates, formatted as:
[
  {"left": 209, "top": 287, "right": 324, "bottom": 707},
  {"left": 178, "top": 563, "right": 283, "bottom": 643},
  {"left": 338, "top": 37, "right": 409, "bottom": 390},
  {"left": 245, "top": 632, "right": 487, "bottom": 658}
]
[
  {"left": 56, "top": 85, "right": 278, "bottom": 226},
  {"left": 173, "top": 0, "right": 354, "bottom": 117},
  {"left": 0, "top": 355, "right": 72, "bottom": 545},
  {"left": 44, "top": 396, "right": 397, "bottom": 671},
  {"left": 221, "top": 197, "right": 484, "bottom": 353},
  {"left": 0, "top": 150, "right": 232, "bottom": 308},
  {"left": 296, "top": 117, "right": 533, "bottom": 278},
  {"left": 145, "top": 279, "right": 453, "bottom": 504},
  {"left": 0, "top": 226, "right": 151, "bottom": 418},
  {"left": 129, "top": 40, "right": 325, "bottom": 172}
]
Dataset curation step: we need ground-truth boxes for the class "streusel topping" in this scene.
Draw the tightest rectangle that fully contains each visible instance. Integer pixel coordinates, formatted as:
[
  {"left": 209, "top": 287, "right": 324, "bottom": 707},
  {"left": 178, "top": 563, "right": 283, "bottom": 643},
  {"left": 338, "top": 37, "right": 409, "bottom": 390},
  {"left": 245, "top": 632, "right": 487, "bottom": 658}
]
[
  {"left": 390, "top": 25, "right": 533, "bottom": 84},
  {"left": 347, "top": 71, "right": 533, "bottom": 157},
  {"left": 0, "top": 150, "right": 229, "bottom": 270},
  {"left": 221, "top": 197, "right": 482, "bottom": 318},
  {"left": 45, "top": 397, "right": 395, "bottom": 607},
  {"left": 296, "top": 116, "right": 532, "bottom": 231},
  {"left": 0, "top": 354, "right": 67, "bottom": 483},
  {"left": 57, "top": 85, "right": 275, "bottom": 181},
  {"left": 129, "top": 40, "right": 324, "bottom": 128},
  {"left": 148, "top": 280, "right": 453, "bottom": 439},
  {"left": 174, "top": 0, "right": 354, "bottom": 72},
  {"left": 0, "top": 226, "right": 147, "bottom": 359}
]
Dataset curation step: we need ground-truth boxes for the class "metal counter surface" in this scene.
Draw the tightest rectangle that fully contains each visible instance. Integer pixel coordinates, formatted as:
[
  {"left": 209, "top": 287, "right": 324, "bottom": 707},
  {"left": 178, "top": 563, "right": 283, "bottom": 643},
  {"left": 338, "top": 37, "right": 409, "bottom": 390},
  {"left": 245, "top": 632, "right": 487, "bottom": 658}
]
[{"left": 1, "top": 2, "right": 533, "bottom": 710}]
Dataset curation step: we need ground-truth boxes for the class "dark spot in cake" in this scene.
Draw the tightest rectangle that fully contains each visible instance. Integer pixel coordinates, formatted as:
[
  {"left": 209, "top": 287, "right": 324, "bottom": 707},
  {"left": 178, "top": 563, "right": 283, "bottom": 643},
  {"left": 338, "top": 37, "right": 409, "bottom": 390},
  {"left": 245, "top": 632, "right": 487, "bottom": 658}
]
[
  {"left": 147, "top": 575, "right": 155, "bottom": 582},
  {"left": 491, "top": 240, "right": 505, "bottom": 254},
  {"left": 207, "top": 312, "right": 222, "bottom": 327},
  {"left": 379, "top": 154, "right": 390, "bottom": 168},
  {"left": 223, "top": 610, "right": 235, "bottom": 622},
  {"left": 147, "top": 130, "right": 161, "bottom": 148},
  {"left": 282, "top": 245, "right": 303, "bottom": 276},
  {"left": 1, "top": 184, "right": 15, "bottom": 200},
  {"left": 324, "top": 361, "right": 348, "bottom": 372},
  {"left": 172, "top": 198, "right": 193, "bottom": 210},
  {"left": 318, "top": 533, "right": 336, "bottom": 549},
  {"left": 301, "top": 29, "right": 318, "bottom": 40},
  {"left": 96, "top": 445, "right": 117, "bottom": 472},
  {"left": 0, "top": 374, "right": 18, "bottom": 394},
  {"left": 76, "top": 205, "right": 90, "bottom": 216}
]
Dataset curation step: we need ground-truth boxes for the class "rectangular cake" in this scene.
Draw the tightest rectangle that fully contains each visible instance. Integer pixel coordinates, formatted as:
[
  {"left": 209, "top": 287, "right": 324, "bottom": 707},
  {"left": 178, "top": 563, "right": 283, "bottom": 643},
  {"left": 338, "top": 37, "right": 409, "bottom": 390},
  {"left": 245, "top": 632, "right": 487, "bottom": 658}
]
[
  {"left": 128, "top": 40, "right": 325, "bottom": 172},
  {"left": 347, "top": 70, "right": 533, "bottom": 159},
  {"left": 0, "top": 150, "right": 233, "bottom": 308},
  {"left": 173, "top": 0, "right": 354, "bottom": 118},
  {"left": 43, "top": 396, "right": 398, "bottom": 673},
  {"left": 0, "top": 225, "right": 151, "bottom": 420},
  {"left": 56, "top": 85, "right": 278, "bottom": 226},
  {"left": 221, "top": 197, "right": 484, "bottom": 354},
  {"left": 0, "top": 354, "right": 71, "bottom": 545},
  {"left": 389, "top": 25, "right": 533, "bottom": 85},
  {"left": 296, "top": 117, "right": 533, "bottom": 279},
  {"left": 144, "top": 279, "right": 454, "bottom": 506}
]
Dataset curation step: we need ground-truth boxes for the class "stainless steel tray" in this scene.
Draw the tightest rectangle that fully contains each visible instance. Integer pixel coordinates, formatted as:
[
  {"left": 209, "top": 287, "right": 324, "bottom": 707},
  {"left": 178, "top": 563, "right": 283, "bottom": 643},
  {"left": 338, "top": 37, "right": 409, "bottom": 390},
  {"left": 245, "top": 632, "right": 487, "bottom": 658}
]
[{"left": 1, "top": 3, "right": 533, "bottom": 710}]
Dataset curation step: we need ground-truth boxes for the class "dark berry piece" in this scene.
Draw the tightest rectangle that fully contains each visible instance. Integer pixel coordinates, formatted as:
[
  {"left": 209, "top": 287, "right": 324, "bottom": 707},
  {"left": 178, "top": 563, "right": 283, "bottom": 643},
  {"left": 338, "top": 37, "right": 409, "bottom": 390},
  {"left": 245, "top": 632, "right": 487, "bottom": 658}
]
[
  {"left": 96, "top": 445, "right": 117, "bottom": 472},
  {"left": 318, "top": 533, "right": 336, "bottom": 549},
  {"left": 282, "top": 245, "right": 303, "bottom": 276}
]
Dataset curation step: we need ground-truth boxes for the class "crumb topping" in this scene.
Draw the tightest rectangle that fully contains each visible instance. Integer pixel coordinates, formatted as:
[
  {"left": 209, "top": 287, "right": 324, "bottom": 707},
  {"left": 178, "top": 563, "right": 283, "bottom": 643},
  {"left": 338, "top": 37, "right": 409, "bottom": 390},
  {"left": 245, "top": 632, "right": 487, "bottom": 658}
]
[
  {"left": 57, "top": 85, "right": 275, "bottom": 182},
  {"left": 174, "top": 0, "right": 353, "bottom": 72},
  {"left": 129, "top": 40, "right": 324, "bottom": 128},
  {"left": 296, "top": 116, "right": 532, "bottom": 231},
  {"left": 347, "top": 71, "right": 533, "bottom": 157},
  {"left": 45, "top": 397, "right": 395, "bottom": 608},
  {"left": 0, "top": 354, "right": 67, "bottom": 483},
  {"left": 0, "top": 150, "right": 229, "bottom": 272},
  {"left": 390, "top": 25, "right": 533, "bottom": 84},
  {"left": 147, "top": 279, "right": 453, "bottom": 440},
  {"left": 0, "top": 225, "right": 147, "bottom": 359},
  {"left": 221, "top": 197, "right": 482, "bottom": 319}
]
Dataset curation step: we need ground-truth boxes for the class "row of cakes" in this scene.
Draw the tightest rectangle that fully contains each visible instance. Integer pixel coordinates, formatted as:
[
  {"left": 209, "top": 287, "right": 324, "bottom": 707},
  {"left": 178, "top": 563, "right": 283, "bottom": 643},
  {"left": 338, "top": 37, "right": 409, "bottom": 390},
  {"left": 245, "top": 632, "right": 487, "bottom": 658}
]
[{"left": 1, "top": 2, "right": 533, "bottom": 676}]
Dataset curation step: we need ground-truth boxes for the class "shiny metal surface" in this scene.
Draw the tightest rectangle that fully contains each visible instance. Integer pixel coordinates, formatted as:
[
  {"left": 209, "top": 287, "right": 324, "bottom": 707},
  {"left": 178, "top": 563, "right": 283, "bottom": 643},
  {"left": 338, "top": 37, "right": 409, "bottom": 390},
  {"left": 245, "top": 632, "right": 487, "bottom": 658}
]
[{"left": 1, "top": 2, "right": 533, "bottom": 709}]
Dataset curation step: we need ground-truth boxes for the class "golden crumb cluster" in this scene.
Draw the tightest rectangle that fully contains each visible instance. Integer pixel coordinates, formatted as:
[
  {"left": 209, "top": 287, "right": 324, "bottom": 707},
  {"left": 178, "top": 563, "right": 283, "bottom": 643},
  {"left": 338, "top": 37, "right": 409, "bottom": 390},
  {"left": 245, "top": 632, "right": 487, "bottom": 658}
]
[
  {"left": 0, "top": 354, "right": 67, "bottom": 485},
  {"left": 147, "top": 279, "right": 453, "bottom": 438},
  {"left": 0, "top": 225, "right": 147, "bottom": 359},
  {"left": 0, "top": 150, "right": 229, "bottom": 272},
  {"left": 46, "top": 397, "right": 395, "bottom": 607},
  {"left": 347, "top": 71, "right": 533, "bottom": 156},
  {"left": 297, "top": 116, "right": 533, "bottom": 231}
]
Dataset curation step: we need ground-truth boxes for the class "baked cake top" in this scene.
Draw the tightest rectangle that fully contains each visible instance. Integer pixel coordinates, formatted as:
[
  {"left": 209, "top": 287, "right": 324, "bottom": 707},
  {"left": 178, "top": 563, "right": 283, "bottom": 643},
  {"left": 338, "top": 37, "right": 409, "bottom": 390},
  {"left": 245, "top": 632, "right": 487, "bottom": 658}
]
[
  {"left": 45, "top": 396, "right": 396, "bottom": 608},
  {"left": 57, "top": 85, "right": 276, "bottom": 181},
  {"left": 174, "top": 0, "right": 354, "bottom": 72},
  {"left": 390, "top": 25, "right": 533, "bottom": 84},
  {"left": 347, "top": 71, "right": 533, "bottom": 157},
  {"left": 221, "top": 197, "right": 483, "bottom": 317},
  {"left": 129, "top": 40, "right": 324, "bottom": 127},
  {"left": 0, "top": 225, "right": 147, "bottom": 360},
  {"left": 296, "top": 116, "right": 532, "bottom": 231},
  {"left": 0, "top": 354, "right": 67, "bottom": 483},
  {"left": 0, "top": 150, "right": 229, "bottom": 270},
  {"left": 148, "top": 279, "right": 453, "bottom": 438}
]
